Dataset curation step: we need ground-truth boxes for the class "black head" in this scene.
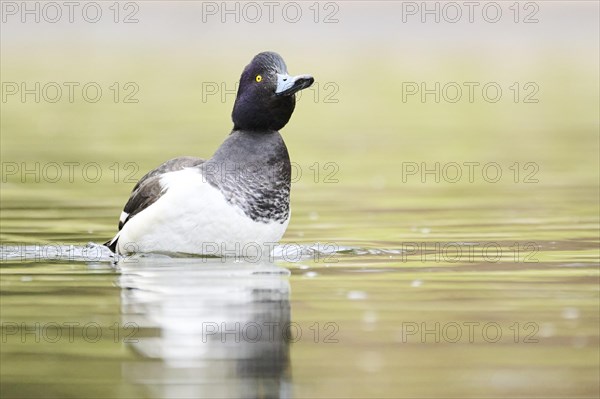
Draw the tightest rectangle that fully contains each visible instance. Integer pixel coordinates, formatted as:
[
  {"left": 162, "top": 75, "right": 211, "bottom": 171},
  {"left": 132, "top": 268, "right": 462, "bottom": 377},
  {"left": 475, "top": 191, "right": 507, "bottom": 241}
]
[{"left": 232, "top": 51, "right": 314, "bottom": 132}]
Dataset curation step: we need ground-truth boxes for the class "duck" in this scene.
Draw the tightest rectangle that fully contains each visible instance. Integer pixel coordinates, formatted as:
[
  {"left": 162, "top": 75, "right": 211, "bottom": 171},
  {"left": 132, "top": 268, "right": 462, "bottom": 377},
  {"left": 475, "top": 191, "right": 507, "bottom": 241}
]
[{"left": 104, "top": 51, "right": 314, "bottom": 256}]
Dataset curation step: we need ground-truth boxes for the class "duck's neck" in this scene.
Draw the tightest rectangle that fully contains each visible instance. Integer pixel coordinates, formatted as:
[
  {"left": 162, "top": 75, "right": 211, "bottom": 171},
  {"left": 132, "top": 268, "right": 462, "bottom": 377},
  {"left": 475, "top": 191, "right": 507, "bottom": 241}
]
[
  {"left": 232, "top": 94, "right": 295, "bottom": 131},
  {"left": 211, "top": 129, "right": 290, "bottom": 168}
]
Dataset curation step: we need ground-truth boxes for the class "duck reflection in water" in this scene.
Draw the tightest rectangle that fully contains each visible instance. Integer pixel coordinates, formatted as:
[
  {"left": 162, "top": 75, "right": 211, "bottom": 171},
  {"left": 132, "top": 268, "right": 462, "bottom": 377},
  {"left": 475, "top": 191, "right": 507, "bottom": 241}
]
[{"left": 117, "top": 257, "right": 292, "bottom": 399}]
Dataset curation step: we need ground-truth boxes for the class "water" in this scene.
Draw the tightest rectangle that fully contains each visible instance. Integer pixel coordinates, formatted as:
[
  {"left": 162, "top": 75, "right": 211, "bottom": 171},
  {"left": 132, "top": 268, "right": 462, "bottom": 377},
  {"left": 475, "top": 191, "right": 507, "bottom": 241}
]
[{"left": 1, "top": 180, "right": 598, "bottom": 398}]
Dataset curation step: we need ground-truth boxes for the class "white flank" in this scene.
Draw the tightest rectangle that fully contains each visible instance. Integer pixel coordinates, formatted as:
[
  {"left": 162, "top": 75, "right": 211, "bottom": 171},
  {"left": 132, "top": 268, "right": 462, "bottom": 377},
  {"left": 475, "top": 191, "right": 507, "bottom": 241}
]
[
  {"left": 116, "top": 168, "right": 289, "bottom": 256},
  {"left": 119, "top": 211, "right": 129, "bottom": 224}
]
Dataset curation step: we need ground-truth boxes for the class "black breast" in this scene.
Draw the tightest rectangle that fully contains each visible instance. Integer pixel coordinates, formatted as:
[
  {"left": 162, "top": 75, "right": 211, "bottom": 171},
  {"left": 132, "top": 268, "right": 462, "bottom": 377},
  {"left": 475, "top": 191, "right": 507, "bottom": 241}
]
[{"left": 202, "top": 130, "right": 291, "bottom": 223}]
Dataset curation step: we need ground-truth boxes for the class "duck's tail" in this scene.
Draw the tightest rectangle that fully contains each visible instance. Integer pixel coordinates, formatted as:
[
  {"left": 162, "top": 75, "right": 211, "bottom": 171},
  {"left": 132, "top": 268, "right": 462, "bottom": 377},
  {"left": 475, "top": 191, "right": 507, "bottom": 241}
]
[{"left": 104, "top": 233, "right": 120, "bottom": 253}]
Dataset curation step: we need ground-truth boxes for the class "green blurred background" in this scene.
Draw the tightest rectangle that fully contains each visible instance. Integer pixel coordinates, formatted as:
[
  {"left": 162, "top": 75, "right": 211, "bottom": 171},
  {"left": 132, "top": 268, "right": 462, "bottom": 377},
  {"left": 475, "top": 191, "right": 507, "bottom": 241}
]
[{"left": 2, "top": 2, "right": 598, "bottom": 221}]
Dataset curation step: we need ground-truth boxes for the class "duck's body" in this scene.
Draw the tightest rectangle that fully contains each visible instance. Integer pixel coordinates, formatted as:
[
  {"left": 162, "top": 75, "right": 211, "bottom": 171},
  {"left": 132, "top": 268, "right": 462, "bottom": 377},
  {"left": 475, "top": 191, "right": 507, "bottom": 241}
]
[
  {"left": 108, "top": 131, "right": 291, "bottom": 255},
  {"left": 105, "top": 52, "right": 313, "bottom": 256}
]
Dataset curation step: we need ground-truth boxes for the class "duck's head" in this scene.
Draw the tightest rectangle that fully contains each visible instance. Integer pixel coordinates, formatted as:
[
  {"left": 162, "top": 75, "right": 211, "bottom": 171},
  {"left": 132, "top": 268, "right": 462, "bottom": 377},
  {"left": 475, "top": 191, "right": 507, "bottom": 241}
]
[{"left": 232, "top": 51, "right": 314, "bottom": 132}]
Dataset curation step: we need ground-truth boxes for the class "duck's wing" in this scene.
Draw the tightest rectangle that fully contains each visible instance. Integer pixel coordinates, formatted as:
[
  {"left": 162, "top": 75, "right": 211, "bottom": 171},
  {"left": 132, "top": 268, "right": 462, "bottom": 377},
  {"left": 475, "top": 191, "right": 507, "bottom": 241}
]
[{"left": 104, "top": 156, "right": 205, "bottom": 251}]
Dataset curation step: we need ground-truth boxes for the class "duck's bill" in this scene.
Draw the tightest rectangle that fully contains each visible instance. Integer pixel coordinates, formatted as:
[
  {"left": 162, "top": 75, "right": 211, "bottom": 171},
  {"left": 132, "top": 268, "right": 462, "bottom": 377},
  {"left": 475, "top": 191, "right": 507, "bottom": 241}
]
[{"left": 275, "top": 74, "right": 315, "bottom": 96}]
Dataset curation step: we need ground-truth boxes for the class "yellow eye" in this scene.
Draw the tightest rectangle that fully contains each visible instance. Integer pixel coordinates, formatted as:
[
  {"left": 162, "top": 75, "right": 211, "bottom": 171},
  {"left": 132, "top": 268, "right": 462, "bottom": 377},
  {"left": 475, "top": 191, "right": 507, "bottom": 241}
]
[{"left": 255, "top": 75, "right": 262, "bottom": 82}]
